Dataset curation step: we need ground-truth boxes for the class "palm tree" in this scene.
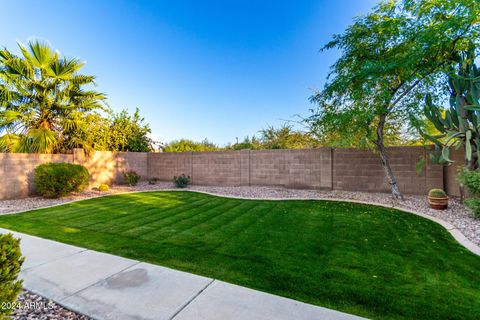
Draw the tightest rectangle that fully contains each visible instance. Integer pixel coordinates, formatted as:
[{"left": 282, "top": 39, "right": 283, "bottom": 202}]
[{"left": 0, "top": 40, "right": 106, "bottom": 153}]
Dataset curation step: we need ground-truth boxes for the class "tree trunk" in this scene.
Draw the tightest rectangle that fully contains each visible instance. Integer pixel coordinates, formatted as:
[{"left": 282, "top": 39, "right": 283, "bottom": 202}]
[{"left": 376, "top": 113, "right": 404, "bottom": 200}]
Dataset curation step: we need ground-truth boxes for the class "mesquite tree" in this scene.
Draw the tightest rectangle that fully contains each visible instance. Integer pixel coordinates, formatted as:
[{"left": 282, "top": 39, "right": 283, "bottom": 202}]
[{"left": 308, "top": 0, "right": 479, "bottom": 199}]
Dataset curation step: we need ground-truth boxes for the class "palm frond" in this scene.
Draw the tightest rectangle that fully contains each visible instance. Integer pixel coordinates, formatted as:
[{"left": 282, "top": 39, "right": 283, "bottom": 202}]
[
  {"left": 0, "top": 133, "right": 21, "bottom": 152},
  {"left": 0, "top": 109, "right": 24, "bottom": 125},
  {"left": 2, "top": 56, "right": 34, "bottom": 78},
  {"left": 70, "top": 74, "right": 95, "bottom": 85},
  {"left": 27, "top": 128, "right": 58, "bottom": 153},
  {"left": 26, "top": 40, "right": 56, "bottom": 69},
  {"left": 47, "top": 57, "right": 84, "bottom": 80}
]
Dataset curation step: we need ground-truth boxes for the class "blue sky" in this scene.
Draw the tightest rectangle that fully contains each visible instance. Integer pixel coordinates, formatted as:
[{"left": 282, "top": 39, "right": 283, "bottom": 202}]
[{"left": 0, "top": 0, "right": 377, "bottom": 145}]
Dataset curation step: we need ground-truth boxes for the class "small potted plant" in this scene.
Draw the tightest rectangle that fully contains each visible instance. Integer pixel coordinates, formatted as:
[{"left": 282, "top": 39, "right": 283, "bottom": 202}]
[{"left": 427, "top": 189, "right": 448, "bottom": 210}]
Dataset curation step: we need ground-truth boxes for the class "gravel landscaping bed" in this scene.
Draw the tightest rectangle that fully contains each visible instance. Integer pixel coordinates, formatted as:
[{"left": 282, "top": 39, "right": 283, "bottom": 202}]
[
  {"left": 10, "top": 290, "right": 89, "bottom": 320},
  {"left": 1, "top": 181, "right": 478, "bottom": 246}
]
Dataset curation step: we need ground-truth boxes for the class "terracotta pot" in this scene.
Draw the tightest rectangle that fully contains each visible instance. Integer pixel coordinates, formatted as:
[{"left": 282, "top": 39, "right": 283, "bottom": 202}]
[{"left": 428, "top": 196, "right": 448, "bottom": 210}]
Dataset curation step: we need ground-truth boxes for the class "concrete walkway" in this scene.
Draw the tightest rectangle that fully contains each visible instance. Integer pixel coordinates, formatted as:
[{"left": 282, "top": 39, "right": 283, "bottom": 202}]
[{"left": 0, "top": 228, "right": 366, "bottom": 320}]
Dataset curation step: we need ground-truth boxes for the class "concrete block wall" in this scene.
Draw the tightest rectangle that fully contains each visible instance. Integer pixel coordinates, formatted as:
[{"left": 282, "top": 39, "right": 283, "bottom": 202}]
[
  {"left": 73, "top": 149, "right": 148, "bottom": 186},
  {"left": 146, "top": 147, "right": 442, "bottom": 194},
  {"left": 0, "top": 153, "right": 73, "bottom": 200},
  {"left": 145, "top": 149, "right": 332, "bottom": 189},
  {"left": 444, "top": 148, "right": 464, "bottom": 197},
  {"left": 0, "top": 146, "right": 453, "bottom": 200},
  {"left": 73, "top": 150, "right": 116, "bottom": 186},
  {"left": 332, "top": 146, "right": 443, "bottom": 195},
  {"left": 148, "top": 152, "right": 193, "bottom": 181},
  {"left": 116, "top": 152, "right": 148, "bottom": 182},
  {"left": 192, "top": 151, "right": 248, "bottom": 186},
  {"left": 249, "top": 149, "right": 328, "bottom": 189},
  {"left": 0, "top": 150, "right": 151, "bottom": 199}
]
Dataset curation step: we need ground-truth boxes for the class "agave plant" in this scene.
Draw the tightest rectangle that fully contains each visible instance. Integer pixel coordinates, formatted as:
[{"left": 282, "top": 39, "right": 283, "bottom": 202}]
[
  {"left": 0, "top": 40, "right": 106, "bottom": 153},
  {"left": 421, "top": 50, "right": 480, "bottom": 170}
]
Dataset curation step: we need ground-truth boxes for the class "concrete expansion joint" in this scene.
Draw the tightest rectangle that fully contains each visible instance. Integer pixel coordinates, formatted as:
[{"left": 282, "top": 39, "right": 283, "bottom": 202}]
[
  {"left": 21, "top": 248, "right": 89, "bottom": 272},
  {"left": 170, "top": 279, "right": 216, "bottom": 320}
]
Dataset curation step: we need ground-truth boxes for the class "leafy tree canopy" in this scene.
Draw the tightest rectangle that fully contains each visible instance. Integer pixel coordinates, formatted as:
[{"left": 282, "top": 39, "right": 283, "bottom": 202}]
[
  {"left": 307, "top": 0, "right": 479, "bottom": 198},
  {"left": 226, "top": 124, "right": 316, "bottom": 150},
  {"left": 259, "top": 124, "right": 317, "bottom": 149},
  {"left": 164, "top": 125, "right": 316, "bottom": 152},
  {"left": 228, "top": 136, "right": 262, "bottom": 150},
  {"left": 72, "top": 108, "right": 155, "bottom": 153},
  {"left": 108, "top": 108, "right": 154, "bottom": 152},
  {"left": 164, "top": 138, "right": 220, "bottom": 152}
]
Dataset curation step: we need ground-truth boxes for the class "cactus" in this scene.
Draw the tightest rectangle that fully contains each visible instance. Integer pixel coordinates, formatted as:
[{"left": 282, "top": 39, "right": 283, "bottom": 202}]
[
  {"left": 421, "top": 50, "right": 480, "bottom": 170},
  {"left": 428, "top": 188, "right": 447, "bottom": 198}
]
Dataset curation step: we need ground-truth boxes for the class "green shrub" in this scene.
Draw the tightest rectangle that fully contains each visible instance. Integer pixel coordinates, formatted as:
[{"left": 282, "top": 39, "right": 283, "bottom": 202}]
[
  {"left": 34, "top": 162, "right": 89, "bottom": 198},
  {"left": 428, "top": 188, "right": 447, "bottom": 198},
  {"left": 173, "top": 174, "right": 191, "bottom": 188},
  {"left": 0, "top": 234, "right": 24, "bottom": 320},
  {"left": 123, "top": 170, "right": 140, "bottom": 186},
  {"left": 148, "top": 177, "right": 159, "bottom": 185},
  {"left": 458, "top": 169, "right": 480, "bottom": 195},
  {"left": 457, "top": 169, "right": 480, "bottom": 218},
  {"left": 98, "top": 184, "right": 109, "bottom": 192},
  {"left": 464, "top": 198, "right": 480, "bottom": 218}
]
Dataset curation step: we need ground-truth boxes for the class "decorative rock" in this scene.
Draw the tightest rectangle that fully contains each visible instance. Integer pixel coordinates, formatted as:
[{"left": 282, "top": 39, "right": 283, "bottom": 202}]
[{"left": 10, "top": 290, "right": 89, "bottom": 320}]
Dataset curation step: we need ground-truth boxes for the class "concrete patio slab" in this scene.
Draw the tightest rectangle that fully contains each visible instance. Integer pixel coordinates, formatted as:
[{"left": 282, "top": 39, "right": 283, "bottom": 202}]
[
  {"left": 0, "top": 228, "right": 85, "bottom": 270},
  {"left": 174, "top": 280, "right": 365, "bottom": 320},
  {"left": 61, "top": 262, "right": 213, "bottom": 320},
  {"left": 21, "top": 250, "right": 138, "bottom": 300}
]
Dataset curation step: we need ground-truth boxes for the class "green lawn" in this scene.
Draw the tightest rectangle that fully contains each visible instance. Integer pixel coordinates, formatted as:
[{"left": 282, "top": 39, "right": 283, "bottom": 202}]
[{"left": 0, "top": 191, "right": 479, "bottom": 319}]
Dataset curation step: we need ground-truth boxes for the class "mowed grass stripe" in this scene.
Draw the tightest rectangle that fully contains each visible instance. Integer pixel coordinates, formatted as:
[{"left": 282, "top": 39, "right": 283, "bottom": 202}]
[
  {"left": 195, "top": 203, "right": 275, "bottom": 260},
  {"left": 37, "top": 192, "right": 203, "bottom": 222},
  {"left": 121, "top": 197, "right": 230, "bottom": 237},
  {"left": 112, "top": 197, "right": 226, "bottom": 234},
  {"left": 0, "top": 191, "right": 479, "bottom": 320},
  {"left": 77, "top": 196, "right": 212, "bottom": 230},
  {"left": 161, "top": 200, "right": 260, "bottom": 243},
  {"left": 187, "top": 201, "right": 271, "bottom": 246},
  {"left": 214, "top": 202, "right": 282, "bottom": 256},
  {"left": 139, "top": 200, "right": 244, "bottom": 241},
  {"left": 21, "top": 198, "right": 125, "bottom": 221}
]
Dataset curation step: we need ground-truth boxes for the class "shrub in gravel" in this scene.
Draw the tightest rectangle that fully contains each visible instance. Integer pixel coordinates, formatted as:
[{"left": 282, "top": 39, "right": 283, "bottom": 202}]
[
  {"left": 458, "top": 169, "right": 480, "bottom": 217},
  {"left": 98, "top": 184, "right": 109, "bottom": 192},
  {"left": 458, "top": 169, "right": 480, "bottom": 195},
  {"left": 148, "top": 177, "right": 159, "bottom": 185},
  {"left": 123, "top": 170, "right": 140, "bottom": 186},
  {"left": 0, "top": 233, "right": 24, "bottom": 320},
  {"left": 34, "top": 163, "right": 89, "bottom": 198},
  {"left": 173, "top": 174, "right": 191, "bottom": 188},
  {"left": 464, "top": 199, "right": 480, "bottom": 217}
]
